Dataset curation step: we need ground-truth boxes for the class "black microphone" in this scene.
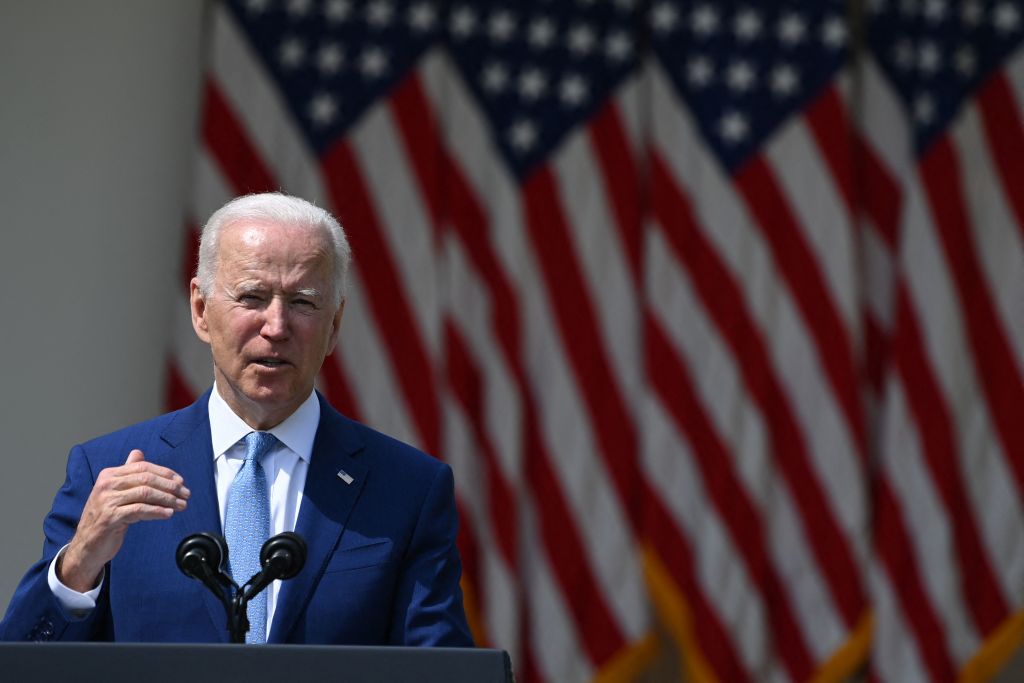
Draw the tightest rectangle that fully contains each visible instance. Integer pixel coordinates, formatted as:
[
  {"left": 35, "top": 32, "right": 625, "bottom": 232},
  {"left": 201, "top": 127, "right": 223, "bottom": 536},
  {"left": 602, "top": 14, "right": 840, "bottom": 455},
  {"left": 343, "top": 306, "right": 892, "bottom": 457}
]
[
  {"left": 241, "top": 532, "right": 307, "bottom": 601},
  {"left": 176, "top": 532, "right": 232, "bottom": 597},
  {"left": 178, "top": 531, "right": 306, "bottom": 642},
  {"left": 261, "top": 531, "right": 306, "bottom": 580}
]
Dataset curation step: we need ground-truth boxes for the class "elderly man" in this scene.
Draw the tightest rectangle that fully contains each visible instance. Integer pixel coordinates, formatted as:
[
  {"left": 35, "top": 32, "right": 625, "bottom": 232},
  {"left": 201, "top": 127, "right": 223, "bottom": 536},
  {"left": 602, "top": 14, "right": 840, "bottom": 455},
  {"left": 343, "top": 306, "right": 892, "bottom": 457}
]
[{"left": 0, "top": 193, "right": 472, "bottom": 646}]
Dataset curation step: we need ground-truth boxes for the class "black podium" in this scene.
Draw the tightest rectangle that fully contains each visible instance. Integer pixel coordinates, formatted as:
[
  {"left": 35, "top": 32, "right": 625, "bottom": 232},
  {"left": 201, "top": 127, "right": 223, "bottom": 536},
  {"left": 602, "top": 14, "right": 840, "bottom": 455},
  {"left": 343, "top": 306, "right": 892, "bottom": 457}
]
[{"left": 0, "top": 643, "right": 513, "bottom": 682}]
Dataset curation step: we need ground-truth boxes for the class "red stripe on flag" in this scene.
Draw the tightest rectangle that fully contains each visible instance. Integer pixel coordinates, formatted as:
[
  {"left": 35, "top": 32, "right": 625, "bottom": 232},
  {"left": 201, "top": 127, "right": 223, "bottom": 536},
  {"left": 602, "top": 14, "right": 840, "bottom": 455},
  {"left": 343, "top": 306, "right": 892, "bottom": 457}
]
[
  {"left": 318, "top": 354, "right": 362, "bottom": 422},
  {"left": 519, "top": 635, "right": 545, "bottom": 683},
  {"left": 389, "top": 75, "right": 445, "bottom": 233},
  {"left": 444, "top": 323, "right": 519, "bottom": 571},
  {"left": 864, "top": 313, "right": 889, "bottom": 395},
  {"left": 805, "top": 87, "right": 857, "bottom": 214},
  {"left": 645, "top": 494, "right": 752, "bottom": 683},
  {"left": 411, "top": 134, "right": 626, "bottom": 667},
  {"left": 164, "top": 358, "right": 197, "bottom": 411},
  {"left": 652, "top": 151, "right": 866, "bottom": 628},
  {"left": 443, "top": 155, "right": 523, "bottom": 369},
  {"left": 891, "top": 284, "right": 1008, "bottom": 635},
  {"left": 646, "top": 311, "right": 813, "bottom": 681},
  {"left": 522, "top": 167, "right": 645, "bottom": 532},
  {"left": 389, "top": 84, "right": 628, "bottom": 665},
  {"left": 977, "top": 74, "right": 1024, "bottom": 246},
  {"left": 522, "top": 402, "right": 627, "bottom": 664},
  {"left": 201, "top": 79, "right": 277, "bottom": 194},
  {"left": 873, "top": 477, "right": 957, "bottom": 683},
  {"left": 921, "top": 138, "right": 1024, "bottom": 512},
  {"left": 854, "top": 133, "right": 902, "bottom": 249},
  {"left": 180, "top": 223, "right": 200, "bottom": 295},
  {"left": 588, "top": 102, "right": 644, "bottom": 282},
  {"left": 736, "top": 157, "right": 869, "bottom": 460},
  {"left": 321, "top": 141, "right": 442, "bottom": 455}
]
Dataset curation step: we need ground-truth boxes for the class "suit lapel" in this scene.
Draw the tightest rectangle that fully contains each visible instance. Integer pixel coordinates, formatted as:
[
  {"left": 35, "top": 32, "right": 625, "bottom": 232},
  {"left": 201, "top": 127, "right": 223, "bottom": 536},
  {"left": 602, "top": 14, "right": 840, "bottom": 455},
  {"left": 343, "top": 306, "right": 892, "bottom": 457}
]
[
  {"left": 156, "top": 390, "right": 227, "bottom": 642},
  {"left": 269, "top": 396, "right": 368, "bottom": 643}
]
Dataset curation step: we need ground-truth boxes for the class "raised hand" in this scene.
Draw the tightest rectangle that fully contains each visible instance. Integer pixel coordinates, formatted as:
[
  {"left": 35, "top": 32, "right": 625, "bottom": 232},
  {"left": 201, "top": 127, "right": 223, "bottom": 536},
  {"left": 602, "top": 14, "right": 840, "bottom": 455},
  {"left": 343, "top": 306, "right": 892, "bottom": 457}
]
[{"left": 58, "top": 450, "right": 190, "bottom": 592}]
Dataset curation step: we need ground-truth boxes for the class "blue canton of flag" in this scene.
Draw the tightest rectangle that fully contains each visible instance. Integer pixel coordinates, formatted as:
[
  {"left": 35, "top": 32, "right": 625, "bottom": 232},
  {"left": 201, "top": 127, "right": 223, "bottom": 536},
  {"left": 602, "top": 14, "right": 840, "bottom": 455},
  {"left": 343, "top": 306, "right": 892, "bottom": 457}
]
[
  {"left": 649, "top": 0, "right": 848, "bottom": 172},
  {"left": 227, "top": 0, "right": 441, "bottom": 152},
  {"left": 444, "top": 0, "right": 640, "bottom": 179},
  {"left": 866, "top": 0, "right": 1024, "bottom": 153}
]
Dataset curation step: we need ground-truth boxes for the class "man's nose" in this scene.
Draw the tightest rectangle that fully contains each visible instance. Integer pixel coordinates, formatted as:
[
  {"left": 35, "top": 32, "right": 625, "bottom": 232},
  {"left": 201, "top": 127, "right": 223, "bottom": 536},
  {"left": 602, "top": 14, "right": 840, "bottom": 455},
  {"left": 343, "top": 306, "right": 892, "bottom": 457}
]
[{"left": 261, "top": 297, "right": 290, "bottom": 339}]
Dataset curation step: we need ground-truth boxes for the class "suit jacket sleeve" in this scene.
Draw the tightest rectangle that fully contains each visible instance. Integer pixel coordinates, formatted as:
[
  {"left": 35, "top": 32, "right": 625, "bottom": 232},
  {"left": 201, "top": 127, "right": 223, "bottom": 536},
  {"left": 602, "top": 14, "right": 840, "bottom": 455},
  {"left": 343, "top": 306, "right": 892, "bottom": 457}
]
[
  {"left": 388, "top": 462, "right": 474, "bottom": 647},
  {"left": 0, "top": 445, "right": 112, "bottom": 641}
]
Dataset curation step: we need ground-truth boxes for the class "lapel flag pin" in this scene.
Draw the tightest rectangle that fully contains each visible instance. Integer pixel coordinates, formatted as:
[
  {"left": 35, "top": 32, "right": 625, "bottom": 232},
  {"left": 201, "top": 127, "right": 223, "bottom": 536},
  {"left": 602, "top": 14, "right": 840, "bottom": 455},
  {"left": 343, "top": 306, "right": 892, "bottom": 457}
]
[{"left": 336, "top": 469, "right": 354, "bottom": 485}]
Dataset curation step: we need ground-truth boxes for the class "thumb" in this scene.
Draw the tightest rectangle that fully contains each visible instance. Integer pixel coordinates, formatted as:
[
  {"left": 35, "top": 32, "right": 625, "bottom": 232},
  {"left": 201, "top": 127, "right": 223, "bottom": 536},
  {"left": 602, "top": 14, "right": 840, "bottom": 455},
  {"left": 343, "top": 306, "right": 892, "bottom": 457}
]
[{"left": 125, "top": 449, "right": 146, "bottom": 465}]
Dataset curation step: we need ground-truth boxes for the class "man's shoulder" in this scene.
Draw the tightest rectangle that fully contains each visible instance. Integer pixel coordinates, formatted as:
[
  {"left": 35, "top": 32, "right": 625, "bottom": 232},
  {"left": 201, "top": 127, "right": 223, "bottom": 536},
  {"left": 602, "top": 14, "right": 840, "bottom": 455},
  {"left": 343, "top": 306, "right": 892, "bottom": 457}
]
[
  {"left": 318, "top": 400, "right": 447, "bottom": 476},
  {"left": 74, "top": 394, "right": 209, "bottom": 466}
]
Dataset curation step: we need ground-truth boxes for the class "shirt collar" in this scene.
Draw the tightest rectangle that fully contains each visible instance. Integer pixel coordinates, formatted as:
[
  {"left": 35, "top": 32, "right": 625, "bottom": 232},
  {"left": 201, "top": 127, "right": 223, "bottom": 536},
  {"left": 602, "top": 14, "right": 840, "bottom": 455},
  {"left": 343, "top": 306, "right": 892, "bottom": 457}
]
[{"left": 208, "top": 385, "right": 320, "bottom": 464}]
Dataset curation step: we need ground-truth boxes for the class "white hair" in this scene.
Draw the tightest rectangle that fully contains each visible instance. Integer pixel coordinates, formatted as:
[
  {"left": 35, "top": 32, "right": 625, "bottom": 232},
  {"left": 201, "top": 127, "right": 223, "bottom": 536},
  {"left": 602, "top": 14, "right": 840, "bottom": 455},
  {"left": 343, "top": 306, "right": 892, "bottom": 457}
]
[{"left": 196, "top": 192, "right": 351, "bottom": 305}]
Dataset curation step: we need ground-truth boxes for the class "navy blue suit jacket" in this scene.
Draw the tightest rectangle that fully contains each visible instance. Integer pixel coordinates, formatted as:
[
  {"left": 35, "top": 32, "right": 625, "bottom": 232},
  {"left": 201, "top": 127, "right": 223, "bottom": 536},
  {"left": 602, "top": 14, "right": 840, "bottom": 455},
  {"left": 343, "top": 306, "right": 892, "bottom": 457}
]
[{"left": 0, "top": 390, "right": 473, "bottom": 646}]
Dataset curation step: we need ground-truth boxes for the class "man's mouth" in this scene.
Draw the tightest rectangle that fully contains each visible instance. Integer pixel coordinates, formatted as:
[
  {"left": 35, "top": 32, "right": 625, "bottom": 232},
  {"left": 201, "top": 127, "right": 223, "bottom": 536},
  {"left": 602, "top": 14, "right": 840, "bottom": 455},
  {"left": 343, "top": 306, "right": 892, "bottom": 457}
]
[{"left": 253, "top": 358, "right": 288, "bottom": 368}]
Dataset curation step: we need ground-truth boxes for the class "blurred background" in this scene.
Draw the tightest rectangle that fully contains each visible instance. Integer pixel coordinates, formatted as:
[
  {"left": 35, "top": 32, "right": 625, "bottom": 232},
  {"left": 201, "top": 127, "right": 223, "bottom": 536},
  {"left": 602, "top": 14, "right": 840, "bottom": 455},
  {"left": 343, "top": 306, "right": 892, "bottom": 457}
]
[{"left": 4, "top": 1, "right": 1024, "bottom": 682}]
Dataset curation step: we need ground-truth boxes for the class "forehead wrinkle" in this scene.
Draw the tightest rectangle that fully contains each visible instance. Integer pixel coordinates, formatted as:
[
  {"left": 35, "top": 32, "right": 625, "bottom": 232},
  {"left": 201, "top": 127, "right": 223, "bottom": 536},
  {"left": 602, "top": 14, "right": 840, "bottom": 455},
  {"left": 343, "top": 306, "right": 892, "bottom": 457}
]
[
  {"left": 241, "top": 247, "right": 332, "bottom": 279},
  {"left": 216, "top": 224, "right": 335, "bottom": 298}
]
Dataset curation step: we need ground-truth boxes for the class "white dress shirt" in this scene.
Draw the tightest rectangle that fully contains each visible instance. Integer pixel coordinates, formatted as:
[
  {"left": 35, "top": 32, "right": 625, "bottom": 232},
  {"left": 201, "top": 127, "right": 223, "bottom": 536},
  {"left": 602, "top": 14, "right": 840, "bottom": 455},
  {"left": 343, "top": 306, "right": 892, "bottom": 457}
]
[{"left": 49, "top": 386, "right": 320, "bottom": 635}]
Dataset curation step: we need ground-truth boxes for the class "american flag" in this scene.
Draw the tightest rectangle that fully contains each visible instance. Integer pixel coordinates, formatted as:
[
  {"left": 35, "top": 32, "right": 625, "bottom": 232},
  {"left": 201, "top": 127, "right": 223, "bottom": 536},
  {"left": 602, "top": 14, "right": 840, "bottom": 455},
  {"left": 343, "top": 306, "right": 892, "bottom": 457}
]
[
  {"left": 165, "top": 0, "right": 1024, "bottom": 681},
  {"left": 862, "top": 1, "right": 1024, "bottom": 682},
  {"left": 645, "top": 1, "right": 871, "bottom": 681}
]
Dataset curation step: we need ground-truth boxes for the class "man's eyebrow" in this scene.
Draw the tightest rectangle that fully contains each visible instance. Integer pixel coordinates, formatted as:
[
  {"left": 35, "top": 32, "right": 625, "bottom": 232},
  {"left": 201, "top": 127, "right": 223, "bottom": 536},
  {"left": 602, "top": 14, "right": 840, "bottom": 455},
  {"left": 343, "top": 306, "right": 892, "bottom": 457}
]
[
  {"left": 232, "top": 282, "right": 266, "bottom": 294},
  {"left": 227, "top": 283, "right": 322, "bottom": 299}
]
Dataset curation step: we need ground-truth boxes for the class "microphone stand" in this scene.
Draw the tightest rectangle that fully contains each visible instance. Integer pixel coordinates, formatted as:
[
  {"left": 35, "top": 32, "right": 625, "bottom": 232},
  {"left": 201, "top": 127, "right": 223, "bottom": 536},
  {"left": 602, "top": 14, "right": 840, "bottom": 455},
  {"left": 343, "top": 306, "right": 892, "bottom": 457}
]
[
  {"left": 201, "top": 571, "right": 252, "bottom": 644},
  {"left": 177, "top": 532, "right": 307, "bottom": 644},
  {"left": 229, "top": 586, "right": 250, "bottom": 644}
]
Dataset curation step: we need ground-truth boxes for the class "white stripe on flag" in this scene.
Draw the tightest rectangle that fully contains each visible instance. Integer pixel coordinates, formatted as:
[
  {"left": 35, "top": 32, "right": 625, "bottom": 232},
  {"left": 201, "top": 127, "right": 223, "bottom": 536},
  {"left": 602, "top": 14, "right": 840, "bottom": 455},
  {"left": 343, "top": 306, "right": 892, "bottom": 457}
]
[
  {"left": 765, "top": 106, "right": 860, "bottom": 333},
  {"left": 351, "top": 102, "right": 442, "bottom": 358},
  {"left": 440, "top": 396, "right": 520, "bottom": 657},
  {"left": 955, "top": 102, "right": 1024, "bottom": 387},
  {"left": 442, "top": 234, "right": 523, "bottom": 487},
  {"left": 209, "top": 5, "right": 324, "bottom": 201},
  {"left": 553, "top": 128, "right": 644, "bottom": 410},
  {"left": 870, "top": 555, "right": 931, "bottom": 683},
  {"left": 335, "top": 270, "right": 419, "bottom": 444},
  {"left": 880, "top": 379, "right": 980, "bottom": 661}
]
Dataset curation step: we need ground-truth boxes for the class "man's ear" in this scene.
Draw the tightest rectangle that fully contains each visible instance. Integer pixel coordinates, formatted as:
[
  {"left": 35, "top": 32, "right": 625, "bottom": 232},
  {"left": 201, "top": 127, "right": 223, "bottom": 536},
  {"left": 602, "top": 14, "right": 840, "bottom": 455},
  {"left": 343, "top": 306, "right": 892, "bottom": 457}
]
[
  {"left": 190, "top": 278, "right": 212, "bottom": 344},
  {"left": 325, "top": 299, "right": 345, "bottom": 354}
]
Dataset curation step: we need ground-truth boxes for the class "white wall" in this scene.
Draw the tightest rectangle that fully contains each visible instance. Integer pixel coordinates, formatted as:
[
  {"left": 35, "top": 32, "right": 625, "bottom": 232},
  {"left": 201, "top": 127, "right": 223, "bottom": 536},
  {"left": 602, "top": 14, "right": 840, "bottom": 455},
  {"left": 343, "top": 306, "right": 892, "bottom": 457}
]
[{"left": 0, "top": 1, "right": 206, "bottom": 614}]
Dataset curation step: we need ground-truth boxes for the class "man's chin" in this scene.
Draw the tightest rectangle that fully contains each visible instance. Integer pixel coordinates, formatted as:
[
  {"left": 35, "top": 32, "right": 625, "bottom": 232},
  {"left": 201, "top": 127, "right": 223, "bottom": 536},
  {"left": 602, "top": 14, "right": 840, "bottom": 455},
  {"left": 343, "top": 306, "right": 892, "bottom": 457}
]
[
  {"left": 231, "top": 374, "right": 296, "bottom": 405},
  {"left": 230, "top": 384, "right": 306, "bottom": 429},
  {"left": 243, "top": 383, "right": 297, "bottom": 406}
]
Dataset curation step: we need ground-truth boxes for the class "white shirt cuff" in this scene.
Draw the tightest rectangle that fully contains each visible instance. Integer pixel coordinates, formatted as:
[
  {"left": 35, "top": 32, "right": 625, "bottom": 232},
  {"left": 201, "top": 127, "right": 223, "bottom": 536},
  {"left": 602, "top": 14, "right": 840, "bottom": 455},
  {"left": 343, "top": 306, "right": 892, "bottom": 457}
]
[{"left": 47, "top": 545, "right": 103, "bottom": 619}]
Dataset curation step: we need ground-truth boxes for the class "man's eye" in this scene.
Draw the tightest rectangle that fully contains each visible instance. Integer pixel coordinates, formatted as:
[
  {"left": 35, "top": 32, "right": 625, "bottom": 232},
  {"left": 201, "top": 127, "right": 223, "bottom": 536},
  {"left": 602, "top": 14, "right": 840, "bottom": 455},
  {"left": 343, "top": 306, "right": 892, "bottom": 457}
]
[
  {"left": 293, "top": 299, "right": 316, "bottom": 309},
  {"left": 239, "top": 294, "right": 263, "bottom": 304}
]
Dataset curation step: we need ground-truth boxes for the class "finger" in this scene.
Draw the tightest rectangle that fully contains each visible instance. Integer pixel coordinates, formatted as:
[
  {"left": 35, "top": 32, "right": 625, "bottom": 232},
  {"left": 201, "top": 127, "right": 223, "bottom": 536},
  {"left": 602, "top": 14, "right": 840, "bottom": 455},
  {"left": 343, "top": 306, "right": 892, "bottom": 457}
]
[
  {"left": 111, "top": 483, "right": 189, "bottom": 510},
  {"left": 122, "top": 460, "right": 185, "bottom": 485},
  {"left": 115, "top": 502, "right": 182, "bottom": 524},
  {"left": 111, "top": 471, "right": 191, "bottom": 499},
  {"left": 123, "top": 449, "right": 186, "bottom": 485}
]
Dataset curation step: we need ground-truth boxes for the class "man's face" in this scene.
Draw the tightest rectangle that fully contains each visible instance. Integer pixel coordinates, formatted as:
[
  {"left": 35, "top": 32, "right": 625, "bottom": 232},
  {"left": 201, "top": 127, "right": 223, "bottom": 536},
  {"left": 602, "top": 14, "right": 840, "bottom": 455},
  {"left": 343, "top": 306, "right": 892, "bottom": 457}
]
[{"left": 190, "top": 220, "right": 344, "bottom": 429}]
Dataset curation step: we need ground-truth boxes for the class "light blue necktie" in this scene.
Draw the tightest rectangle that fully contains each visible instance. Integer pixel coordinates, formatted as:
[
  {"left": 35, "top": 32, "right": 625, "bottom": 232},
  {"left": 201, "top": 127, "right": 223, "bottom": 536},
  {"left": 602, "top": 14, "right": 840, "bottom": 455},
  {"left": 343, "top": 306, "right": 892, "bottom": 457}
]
[{"left": 225, "top": 431, "right": 275, "bottom": 644}]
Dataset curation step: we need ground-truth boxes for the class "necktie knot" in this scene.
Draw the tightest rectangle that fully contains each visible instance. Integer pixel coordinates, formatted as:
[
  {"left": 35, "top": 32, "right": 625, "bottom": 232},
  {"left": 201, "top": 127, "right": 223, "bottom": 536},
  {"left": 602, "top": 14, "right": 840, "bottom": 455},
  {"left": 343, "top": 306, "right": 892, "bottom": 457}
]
[{"left": 244, "top": 431, "right": 277, "bottom": 463}]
